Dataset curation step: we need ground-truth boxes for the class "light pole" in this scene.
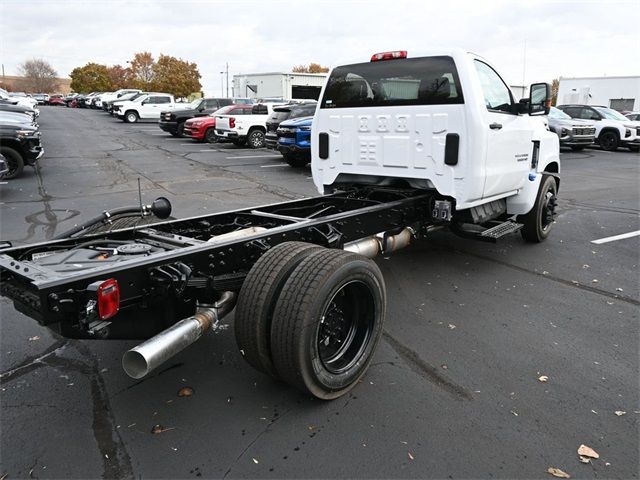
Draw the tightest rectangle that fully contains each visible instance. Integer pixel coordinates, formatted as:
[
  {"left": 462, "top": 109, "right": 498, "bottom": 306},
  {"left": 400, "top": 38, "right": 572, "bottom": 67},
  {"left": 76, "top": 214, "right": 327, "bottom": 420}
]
[{"left": 219, "top": 71, "right": 224, "bottom": 97}]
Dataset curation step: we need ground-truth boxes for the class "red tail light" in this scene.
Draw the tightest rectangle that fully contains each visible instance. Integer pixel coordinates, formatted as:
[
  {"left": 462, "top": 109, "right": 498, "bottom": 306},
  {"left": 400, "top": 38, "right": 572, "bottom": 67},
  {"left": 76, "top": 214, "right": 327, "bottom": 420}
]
[
  {"left": 229, "top": 117, "right": 236, "bottom": 128},
  {"left": 370, "top": 50, "right": 408, "bottom": 62},
  {"left": 97, "top": 278, "right": 120, "bottom": 320}
]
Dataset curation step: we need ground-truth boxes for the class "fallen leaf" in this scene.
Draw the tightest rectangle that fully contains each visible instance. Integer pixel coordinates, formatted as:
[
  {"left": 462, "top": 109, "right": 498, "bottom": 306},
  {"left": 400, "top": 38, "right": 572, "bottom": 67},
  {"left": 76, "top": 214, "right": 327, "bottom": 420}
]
[
  {"left": 408, "top": 452, "right": 414, "bottom": 460},
  {"left": 539, "top": 375, "right": 549, "bottom": 382},
  {"left": 441, "top": 364, "right": 448, "bottom": 370},
  {"left": 177, "top": 387, "right": 194, "bottom": 397},
  {"left": 591, "top": 279, "right": 598, "bottom": 283},
  {"left": 582, "top": 264, "right": 590, "bottom": 269},
  {"left": 579, "top": 456, "right": 590, "bottom": 464},
  {"left": 577, "top": 444, "right": 599, "bottom": 459},
  {"left": 28, "top": 336, "right": 40, "bottom": 341},
  {"left": 252, "top": 458, "right": 259, "bottom": 464},
  {"left": 447, "top": 324, "right": 456, "bottom": 330},
  {"left": 151, "top": 424, "right": 175, "bottom": 434},
  {"left": 547, "top": 467, "right": 571, "bottom": 478},
  {"left": 616, "top": 287, "right": 623, "bottom": 292},
  {"left": 614, "top": 411, "right": 626, "bottom": 416},
  {"left": 510, "top": 410, "right": 519, "bottom": 416}
]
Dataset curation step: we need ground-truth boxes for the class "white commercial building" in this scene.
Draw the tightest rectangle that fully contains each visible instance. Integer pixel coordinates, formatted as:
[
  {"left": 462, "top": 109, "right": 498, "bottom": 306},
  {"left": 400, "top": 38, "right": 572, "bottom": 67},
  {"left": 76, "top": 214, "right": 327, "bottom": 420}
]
[
  {"left": 232, "top": 72, "right": 327, "bottom": 101},
  {"left": 557, "top": 76, "right": 640, "bottom": 112}
]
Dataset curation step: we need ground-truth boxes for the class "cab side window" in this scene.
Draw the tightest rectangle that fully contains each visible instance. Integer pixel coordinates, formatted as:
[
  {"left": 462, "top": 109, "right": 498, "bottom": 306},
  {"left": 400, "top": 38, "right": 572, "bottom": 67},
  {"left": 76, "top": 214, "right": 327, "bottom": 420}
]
[
  {"left": 156, "top": 96, "right": 171, "bottom": 104},
  {"left": 580, "top": 108, "right": 600, "bottom": 121},
  {"left": 474, "top": 60, "right": 514, "bottom": 114}
]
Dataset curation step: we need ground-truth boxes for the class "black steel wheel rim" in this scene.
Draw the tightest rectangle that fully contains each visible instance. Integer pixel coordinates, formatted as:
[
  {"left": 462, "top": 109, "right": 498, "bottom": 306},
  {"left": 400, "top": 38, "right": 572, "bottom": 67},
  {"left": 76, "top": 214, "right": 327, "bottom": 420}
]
[
  {"left": 317, "top": 280, "right": 375, "bottom": 374},
  {"left": 541, "top": 189, "right": 557, "bottom": 231},
  {"left": 601, "top": 133, "right": 615, "bottom": 149}
]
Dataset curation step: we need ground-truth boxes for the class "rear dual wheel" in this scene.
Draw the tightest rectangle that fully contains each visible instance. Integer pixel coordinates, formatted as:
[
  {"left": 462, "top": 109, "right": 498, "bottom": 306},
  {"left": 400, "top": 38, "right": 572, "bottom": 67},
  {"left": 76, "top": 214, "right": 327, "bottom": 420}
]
[{"left": 235, "top": 243, "right": 386, "bottom": 399}]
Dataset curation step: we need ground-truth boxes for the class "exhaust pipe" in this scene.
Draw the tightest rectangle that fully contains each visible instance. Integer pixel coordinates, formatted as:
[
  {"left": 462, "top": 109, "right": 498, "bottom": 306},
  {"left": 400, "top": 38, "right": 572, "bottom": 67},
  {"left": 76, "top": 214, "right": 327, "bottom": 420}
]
[
  {"left": 343, "top": 227, "right": 414, "bottom": 258},
  {"left": 122, "top": 291, "right": 236, "bottom": 379}
]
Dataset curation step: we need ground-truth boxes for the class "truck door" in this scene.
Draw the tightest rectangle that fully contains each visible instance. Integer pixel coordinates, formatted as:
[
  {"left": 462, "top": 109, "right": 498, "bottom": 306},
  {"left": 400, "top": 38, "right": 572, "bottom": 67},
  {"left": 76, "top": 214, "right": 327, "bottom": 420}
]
[{"left": 474, "top": 60, "right": 533, "bottom": 198}]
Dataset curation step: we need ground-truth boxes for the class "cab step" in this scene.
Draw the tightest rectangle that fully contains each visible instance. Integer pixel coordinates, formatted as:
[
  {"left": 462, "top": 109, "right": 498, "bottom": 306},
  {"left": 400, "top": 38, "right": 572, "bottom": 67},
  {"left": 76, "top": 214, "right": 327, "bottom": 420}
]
[{"left": 480, "top": 221, "right": 523, "bottom": 239}]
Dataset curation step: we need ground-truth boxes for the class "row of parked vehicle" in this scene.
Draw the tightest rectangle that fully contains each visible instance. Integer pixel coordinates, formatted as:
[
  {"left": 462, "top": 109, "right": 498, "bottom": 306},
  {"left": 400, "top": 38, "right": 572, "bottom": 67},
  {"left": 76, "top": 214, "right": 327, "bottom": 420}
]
[
  {"left": 76, "top": 88, "right": 318, "bottom": 167},
  {"left": 0, "top": 89, "right": 45, "bottom": 179},
  {"left": 549, "top": 104, "right": 640, "bottom": 152}
]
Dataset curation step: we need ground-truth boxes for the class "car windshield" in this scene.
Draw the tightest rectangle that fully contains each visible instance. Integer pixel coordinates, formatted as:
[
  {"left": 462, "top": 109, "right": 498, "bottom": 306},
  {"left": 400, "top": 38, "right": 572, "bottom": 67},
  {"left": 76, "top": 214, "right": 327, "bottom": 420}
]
[
  {"left": 190, "top": 99, "right": 203, "bottom": 109},
  {"left": 209, "top": 105, "right": 234, "bottom": 116},
  {"left": 594, "top": 107, "right": 628, "bottom": 121},
  {"left": 548, "top": 107, "right": 571, "bottom": 120}
]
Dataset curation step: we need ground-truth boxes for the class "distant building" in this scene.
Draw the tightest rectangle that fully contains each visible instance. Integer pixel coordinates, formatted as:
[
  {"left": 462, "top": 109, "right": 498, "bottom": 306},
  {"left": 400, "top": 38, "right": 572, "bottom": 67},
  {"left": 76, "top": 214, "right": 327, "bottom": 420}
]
[
  {"left": 0, "top": 75, "right": 72, "bottom": 94},
  {"left": 557, "top": 76, "right": 640, "bottom": 111},
  {"left": 232, "top": 72, "right": 327, "bottom": 100}
]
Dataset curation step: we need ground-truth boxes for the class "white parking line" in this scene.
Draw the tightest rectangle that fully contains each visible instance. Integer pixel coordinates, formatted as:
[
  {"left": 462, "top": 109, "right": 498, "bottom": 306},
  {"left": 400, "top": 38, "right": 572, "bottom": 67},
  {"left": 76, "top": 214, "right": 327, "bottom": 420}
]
[
  {"left": 226, "top": 154, "right": 282, "bottom": 159},
  {"left": 591, "top": 230, "right": 640, "bottom": 244},
  {"left": 260, "top": 164, "right": 288, "bottom": 168}
]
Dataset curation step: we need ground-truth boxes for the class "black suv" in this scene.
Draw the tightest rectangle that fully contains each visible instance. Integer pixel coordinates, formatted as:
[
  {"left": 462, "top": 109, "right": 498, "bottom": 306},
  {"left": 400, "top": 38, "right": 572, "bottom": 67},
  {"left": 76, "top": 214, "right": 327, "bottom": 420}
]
[
  {"left": 0, "top": 123, "right": 44, "bottom": 178},
  {"left": 159, "top": 98, "right": 235, "bottom": 137},
  {"left": 265, "top": 102, "right": 317, "bottom": 149}
]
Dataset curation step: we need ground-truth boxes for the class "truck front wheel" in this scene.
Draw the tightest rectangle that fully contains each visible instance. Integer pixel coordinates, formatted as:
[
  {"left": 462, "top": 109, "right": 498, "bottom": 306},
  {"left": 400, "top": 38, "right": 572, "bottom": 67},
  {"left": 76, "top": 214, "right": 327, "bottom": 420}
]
[
  {"left": 270, "top": 249, "right": 386, "bottom": 400},
  {"left": 519, "top": 175, "right": 558, "bottom": 243},
  {"left": 599, "top": 131, "right": 619, "bottom": 151},
  {"left": 0, "top": 147, "right": 25, "bottom": 179},
  {"left": 124, "top": 111, "right": 139, "bottom": 123}
]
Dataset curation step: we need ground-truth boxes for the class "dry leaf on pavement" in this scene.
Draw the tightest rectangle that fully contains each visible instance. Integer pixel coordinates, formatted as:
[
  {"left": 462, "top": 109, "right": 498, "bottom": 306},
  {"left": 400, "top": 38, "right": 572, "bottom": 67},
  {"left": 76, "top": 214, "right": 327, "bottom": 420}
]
[
  {"left": 28, "top": 336, "right": 40, "bottom": 341},
  {"left": 538, "top": 375, "right": 549, "bottom": 382},
  {"left": 151, "top": 424, "right": 174, "bottom": 434},
  {"left": 408, "top": 452, "right": 414, "bottom": 460},
  {"left": 614, "top": 411, "right": 626, "bottom": 416},
  {"left": 252, "top": 458, "right": 259, "bottom": 464},
  {"left": 577, "top": 444, "right": 599, "bottom": 459},
  {"left": 177, "top": 387, "right": 194, "bottom": 397},
  {"left": 547, "top": 467, "right": 571, "bottom": 478}
]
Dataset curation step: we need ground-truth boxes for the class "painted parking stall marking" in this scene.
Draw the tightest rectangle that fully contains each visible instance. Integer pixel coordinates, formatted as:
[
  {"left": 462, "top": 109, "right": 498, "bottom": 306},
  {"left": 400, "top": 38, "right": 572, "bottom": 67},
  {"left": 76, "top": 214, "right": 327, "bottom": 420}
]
[{"left": 591, "top": 230, "right": 640, "bottom": 244}]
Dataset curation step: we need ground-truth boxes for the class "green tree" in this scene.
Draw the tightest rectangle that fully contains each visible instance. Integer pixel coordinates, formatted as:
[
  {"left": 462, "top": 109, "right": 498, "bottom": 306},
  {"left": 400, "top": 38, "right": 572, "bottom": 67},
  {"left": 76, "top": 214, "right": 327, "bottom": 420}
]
[
  {"left": 551, "top": 78, "right": 560, "bottom": 106},
  {"left": 107, "top": 65, "right": 134, "bottom": 90},
  {"left": 130, "top": 51, "right": 155, "bottom": 90},
  {"left": 151, "top": 54, "right": 201, "bottom": 98},
  {"left": 17, "top": 58, "right": 59, "bottom": 92},
  {"left": 69, "top": 63, "right": 113, "bottom": 93}
]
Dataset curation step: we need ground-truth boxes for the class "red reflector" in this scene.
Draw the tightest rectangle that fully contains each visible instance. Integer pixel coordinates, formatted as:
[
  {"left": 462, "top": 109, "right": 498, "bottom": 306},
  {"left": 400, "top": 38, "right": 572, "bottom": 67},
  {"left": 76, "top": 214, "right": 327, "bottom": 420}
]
[
  {"left": 370, "top": 50, "right": 408, "bottom": 62},
  {"left": 97, "top": 278, "right": 120, "bottom": 320},
  {"left": 229, "top": 117, "right": 236, "bottom": 128}
]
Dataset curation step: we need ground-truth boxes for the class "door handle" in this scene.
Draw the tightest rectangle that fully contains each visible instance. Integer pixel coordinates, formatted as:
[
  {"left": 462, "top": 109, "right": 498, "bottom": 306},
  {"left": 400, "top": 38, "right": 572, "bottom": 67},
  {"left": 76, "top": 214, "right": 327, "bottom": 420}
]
[{"left": 489, "top": 122, "right": 503, "bottom": 130}]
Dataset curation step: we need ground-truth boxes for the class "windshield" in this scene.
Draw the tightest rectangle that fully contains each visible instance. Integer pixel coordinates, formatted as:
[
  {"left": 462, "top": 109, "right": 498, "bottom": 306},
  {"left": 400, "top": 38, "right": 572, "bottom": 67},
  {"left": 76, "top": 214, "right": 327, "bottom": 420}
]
[
  {"left": 189, "top": 99, "right": 203, "bottom": 109},
  {"left": 548, "top": 107, "right": 571, "bottom": 120},
  {"left": 209, "top": 105, "right": 234, "bottom": 116},
  {"left": 594, "top": 106, "right": 629, "bottom": 121},
  {"left": 321, "top": 56, "right": 463, "bottom": 109}
]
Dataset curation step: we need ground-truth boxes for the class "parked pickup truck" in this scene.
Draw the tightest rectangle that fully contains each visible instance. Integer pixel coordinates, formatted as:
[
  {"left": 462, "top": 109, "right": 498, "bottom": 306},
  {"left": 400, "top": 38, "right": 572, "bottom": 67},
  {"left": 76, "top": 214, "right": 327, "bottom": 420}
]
[
  {"left": 276, "top": 116, "right": 312, "bottom": 167},
  {"left": 99, "top": 89, "right": 143, "bottom": 111},
  {"left": 0, "top": 122, "right": 44, "bottom": 179},
  {"left": 159, "top": 98, "right": 235, "bottom": 137},
  {"left": 215, "top": 102, "right": 286, "bottom": 147},
  {"left": 265, "top": 102, "right": 317, "bottom": 149},
  {"left": 0, "top": 48, "right": 559, "bottom": 401},
  {"left": 114, "top": 93, "right": 181, "bottom": 123}
]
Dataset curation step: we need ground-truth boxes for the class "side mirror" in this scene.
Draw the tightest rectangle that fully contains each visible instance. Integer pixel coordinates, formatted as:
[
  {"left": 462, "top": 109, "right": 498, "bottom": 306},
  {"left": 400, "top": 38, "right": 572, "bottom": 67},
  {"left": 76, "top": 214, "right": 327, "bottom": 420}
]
[
  {"left": 141, "top": 99, "right": 149, "bottom": 105},
  {"left": 528, "top": 82, "right": 551, "bottom": 116}
]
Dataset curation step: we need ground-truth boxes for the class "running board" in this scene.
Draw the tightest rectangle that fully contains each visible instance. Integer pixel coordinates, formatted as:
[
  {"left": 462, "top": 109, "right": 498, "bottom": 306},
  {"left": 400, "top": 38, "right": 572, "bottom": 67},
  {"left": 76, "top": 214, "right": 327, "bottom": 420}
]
[{"left": 480, "top": 221, "right": 523, "bottom": 239}]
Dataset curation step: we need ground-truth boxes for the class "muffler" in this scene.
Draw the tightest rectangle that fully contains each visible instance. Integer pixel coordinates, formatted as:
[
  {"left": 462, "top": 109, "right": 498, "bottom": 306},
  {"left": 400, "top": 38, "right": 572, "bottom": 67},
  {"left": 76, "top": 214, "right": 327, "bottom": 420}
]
[
  {"left": 122, "top": 291, "right": 236, "bottom": 379},
  {"left": 343, "top": 227, "right": 414, "bottom": 258}
]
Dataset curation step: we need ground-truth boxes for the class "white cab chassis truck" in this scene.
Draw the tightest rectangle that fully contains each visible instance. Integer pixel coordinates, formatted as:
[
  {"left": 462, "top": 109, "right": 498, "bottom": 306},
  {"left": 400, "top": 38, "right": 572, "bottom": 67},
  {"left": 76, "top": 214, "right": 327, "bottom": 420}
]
[
  {"left": 0, "top": 49, "right": 559, "bottom": 401},
  {"left": 313, "top": 48, "right": 560, "bottom": 243}
]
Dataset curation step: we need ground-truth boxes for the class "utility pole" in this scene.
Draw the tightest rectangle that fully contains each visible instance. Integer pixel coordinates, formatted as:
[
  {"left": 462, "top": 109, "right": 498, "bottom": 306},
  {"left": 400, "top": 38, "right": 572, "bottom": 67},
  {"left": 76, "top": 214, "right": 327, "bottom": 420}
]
[
  {"left": 225, "top": 62, "right": 229, "bottom": 98},
  {"left": 219, "top": 71, "right": 224, "bottom": 97}
]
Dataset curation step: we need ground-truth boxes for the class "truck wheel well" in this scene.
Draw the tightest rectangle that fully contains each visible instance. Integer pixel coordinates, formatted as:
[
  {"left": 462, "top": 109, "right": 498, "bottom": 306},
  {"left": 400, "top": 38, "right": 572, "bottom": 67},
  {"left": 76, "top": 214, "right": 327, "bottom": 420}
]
[
  {"left": 0, "top": 139, "right": 26, "bottom": 157},
  {"left": 545, "top": 162, "right": 559, "bottom": 174},
  {"left": 599, "top": 127, "right": 620, "bottom": 138},
  {"left": 248, "top": 126, "right": 266, "bottom": 133}
]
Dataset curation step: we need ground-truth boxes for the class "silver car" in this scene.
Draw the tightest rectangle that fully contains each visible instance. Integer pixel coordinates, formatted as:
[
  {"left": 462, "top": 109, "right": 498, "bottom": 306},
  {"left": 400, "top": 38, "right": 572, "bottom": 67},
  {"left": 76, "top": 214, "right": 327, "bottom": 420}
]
[{"left": 548, "top": 106, "right": 596, "bottom": 151}]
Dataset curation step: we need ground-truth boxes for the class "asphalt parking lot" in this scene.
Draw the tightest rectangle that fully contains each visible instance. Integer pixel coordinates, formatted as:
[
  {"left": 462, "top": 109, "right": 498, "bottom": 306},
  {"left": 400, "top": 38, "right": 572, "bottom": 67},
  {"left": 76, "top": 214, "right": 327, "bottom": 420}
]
[{"left": 1, "top": 107, "right": 638, "bottom": 479}]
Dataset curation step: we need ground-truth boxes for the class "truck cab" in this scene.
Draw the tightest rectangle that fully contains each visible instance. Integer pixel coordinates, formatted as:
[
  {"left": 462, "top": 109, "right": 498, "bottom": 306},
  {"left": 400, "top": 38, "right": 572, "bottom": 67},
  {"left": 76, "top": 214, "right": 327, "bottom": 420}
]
[{"left": 312, "top": 48, "right": 559, "bottom": 224}]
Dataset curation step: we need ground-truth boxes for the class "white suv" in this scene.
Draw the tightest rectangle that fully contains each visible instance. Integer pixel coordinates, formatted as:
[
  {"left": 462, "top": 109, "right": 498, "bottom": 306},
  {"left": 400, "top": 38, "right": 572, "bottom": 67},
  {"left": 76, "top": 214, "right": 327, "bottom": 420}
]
[{"left": 557, "top": 104, "right": 640, "bottom": 152}]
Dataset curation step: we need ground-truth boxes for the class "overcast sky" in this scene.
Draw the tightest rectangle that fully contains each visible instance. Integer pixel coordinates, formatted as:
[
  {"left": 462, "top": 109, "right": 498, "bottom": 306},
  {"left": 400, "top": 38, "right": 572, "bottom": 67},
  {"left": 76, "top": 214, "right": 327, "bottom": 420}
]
[{"left": 1, "top": 0, "right": 639, "bottom": 95}]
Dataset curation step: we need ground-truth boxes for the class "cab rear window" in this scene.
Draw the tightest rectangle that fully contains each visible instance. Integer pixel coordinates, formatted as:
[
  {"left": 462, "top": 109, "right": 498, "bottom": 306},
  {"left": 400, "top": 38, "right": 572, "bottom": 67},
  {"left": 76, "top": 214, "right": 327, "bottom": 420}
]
[{"left": 321, "top": 56, "right": 463, "bottom": 109}]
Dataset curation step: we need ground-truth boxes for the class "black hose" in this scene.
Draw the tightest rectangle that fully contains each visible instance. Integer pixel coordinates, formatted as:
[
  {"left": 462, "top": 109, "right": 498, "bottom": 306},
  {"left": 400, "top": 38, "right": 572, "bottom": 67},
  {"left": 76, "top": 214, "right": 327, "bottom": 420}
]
[{"left": 52, "top": 205, "right": 143, "bottom": 240}]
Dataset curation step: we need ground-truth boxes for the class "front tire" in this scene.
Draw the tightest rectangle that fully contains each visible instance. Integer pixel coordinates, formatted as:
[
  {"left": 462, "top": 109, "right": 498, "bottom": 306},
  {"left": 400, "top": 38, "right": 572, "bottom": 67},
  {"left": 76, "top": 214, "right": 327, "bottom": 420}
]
[
  {"left": 518, "top": 174, "right": 558, "bottom": 243},
  {"left": 283, "top": 153, "right": 309, "bottom": 168},
  {"left": 599, "top": 131, "right": 619, "bottom": 151},
  {"left": 247, "top": 129, "right": 266, "bottom": 149},
  {"left": 124, "top": 111, "right": 139, "bottom": 123},
  {"left": 0, "top": 147, "right": 25, "bottom": 179},
  {"left": 205, "top": 128, "right": 217, "bottom": 144},
  {"left": 270, "top": 249, "right": 386, "bottom": 400}
]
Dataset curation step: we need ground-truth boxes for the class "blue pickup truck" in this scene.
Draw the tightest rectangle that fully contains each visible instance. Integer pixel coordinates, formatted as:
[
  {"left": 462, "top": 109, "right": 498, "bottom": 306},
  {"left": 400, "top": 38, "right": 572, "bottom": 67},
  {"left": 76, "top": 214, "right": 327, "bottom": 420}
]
[{"left": 276, "top": 116, "right": 312, "bottom": 167}]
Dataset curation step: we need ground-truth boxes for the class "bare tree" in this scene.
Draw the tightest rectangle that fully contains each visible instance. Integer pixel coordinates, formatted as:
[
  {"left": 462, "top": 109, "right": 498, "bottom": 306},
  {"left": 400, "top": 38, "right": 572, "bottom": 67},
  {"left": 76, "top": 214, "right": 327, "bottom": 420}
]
[{"left": 18, "top": 58, "right": 59, "bottom": 93}]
